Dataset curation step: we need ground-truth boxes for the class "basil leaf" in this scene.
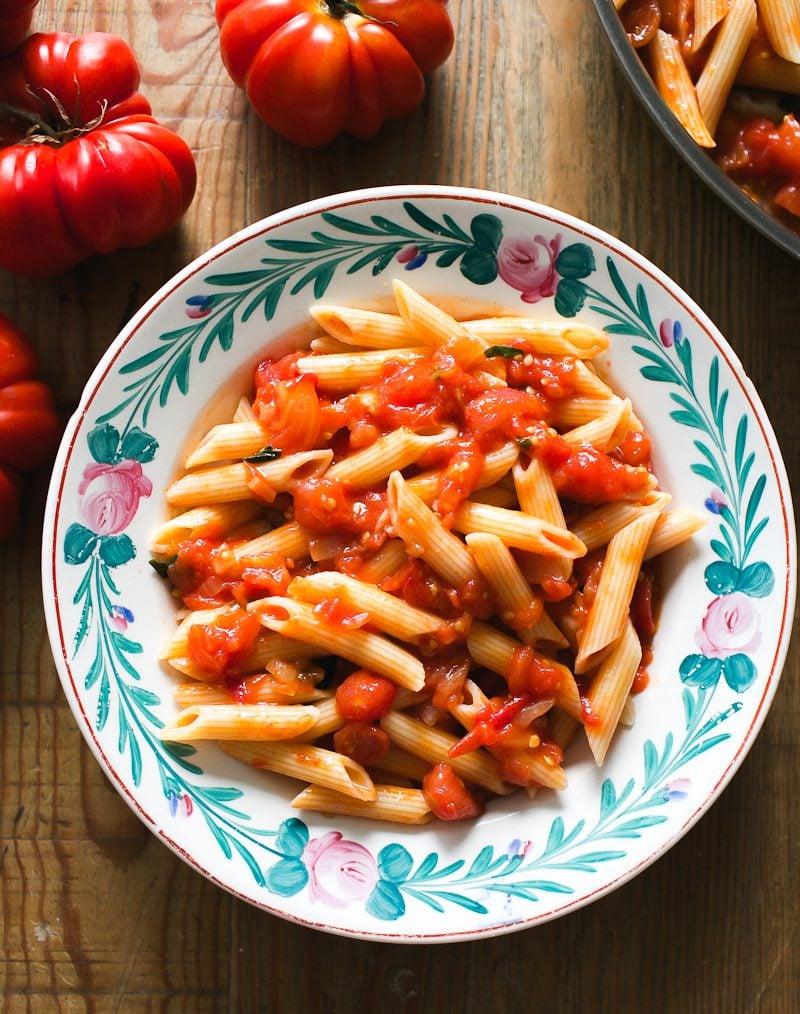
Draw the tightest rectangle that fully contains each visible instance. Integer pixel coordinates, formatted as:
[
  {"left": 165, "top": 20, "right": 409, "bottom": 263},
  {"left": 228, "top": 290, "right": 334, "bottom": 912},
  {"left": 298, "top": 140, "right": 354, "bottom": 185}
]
[
  {"left": 244, "top": 445, "right": 282, "bottom": 463},
  {"left": 484, "top": 345, "right": 523, "bottom": 359},
  {"left": 149, "top": 555, "right": 177, "bottom": 579}
]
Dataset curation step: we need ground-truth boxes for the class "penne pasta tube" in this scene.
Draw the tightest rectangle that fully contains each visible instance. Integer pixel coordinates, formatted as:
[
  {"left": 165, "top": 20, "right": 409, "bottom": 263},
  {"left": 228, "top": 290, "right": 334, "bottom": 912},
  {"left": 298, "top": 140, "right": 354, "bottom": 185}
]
[
  {"left": 309, "top": 334, "right": 356, "bottom": 354},
  {"left": 570, "top": 491, "right": 671, "bottom": 552},
  {"left": 468, "top": 485, "right": 518, "bottom": 509},
  {"left": 310, "top": 304, "right": 418, "bottom": 349},
  {"left": 291, "top": 783, "right": 434, "bottom": 824},
  {"left": 452, "top": 501, "right": 587, "bottom": 558},
  {"left": 387, "top": 471, "right": 483, "bottom": 587},
  {"left": 467, "top": 621, "right": 583, "bottom": 721},
  {"left": 464, "top": 317, "right": 610, "bottom": 358},
  {"left": 550, "top": 395, "right": 628, "bottom": 428},
  {"left": 570, "top": 360, "right": 617, "bottom": 400},
  {"left": 696, "top": 0, "right": 758, "bottom": 136},
  {"left": 512, "top": 454, "right": 572, "bottom": 582},
  {"left": 392, "top": 279, "right": 486, "bottom": 362},
  {"left": 173, "top": 681, "right": 329, "bottom": 707},
  {"left": 758, "top": 0, "right": 800, "bottom": 64},
  {"left": 643, "top": 507, "right": 707, "bottom": 559},
  {"left": 326, "top": 426, "right": 456, "bottom": 488},
  {"left": 288, "top": 571, "right": 450, "bottom": 643},
  {"left": 465, "top": 532, "right": 561, "bottom": 646},
  {"left": 221, "top": 741, "right": 377, "bottom": 800},
  {"left": 150, "top": 501, "right": 264, "bottom": 556},
  {"left": 296, "top": 348, "right": 424, "bottom": 389},
  {"left": 619, "top": 695, "right": 636, "bottom": 728},
  {"left": 692, "top": 0, "right": 731, "bottom": 52},
  {"left": 184, "top": 421, "right": 267, "bottom": 469},
  {"left": 158, "top": 703, "right": 320, "bottom": 742},
  {"left": 562, "top": 397, "right": 635, "bottom": 450},
  {"left": 252, "top": 596, "right": 427, "bottom": 691},
  {"left": 737, "top": 41, "right": 800, "bottom": 92},
  {"left": 232, "top": 521, "right": 310, "bottom": 562},
  {"left": 548, "top": 708, "right": 580, "bottom": 751},
  {"left": 375, "top": 744, "right": 434, "bottom": 782},
  {"left": 166, "top": 463, "right": 254, "bottom": 507},
  {"left": 233, "top": 396, "right": 257, "bottom": 423},
  {"left": 574, "top": 510, "right": 661, "bottom": 674},
  {"left": 381, "top": 711, "right": 514, "bottom": 795},
  {"left": 584, "top": 619, "right": 642, "bottom": 765},
  {"left": 357, "top": 539, "right": 409, "bottom": 584},
  {"left": 650, "top": 30, "right": 716, "bottom": 147},
  {"left": 166, "top": 449, "right": 333, "bottom": 507},
  {"left": 293, "top": 695, "right": 345, "bottom": 743}
]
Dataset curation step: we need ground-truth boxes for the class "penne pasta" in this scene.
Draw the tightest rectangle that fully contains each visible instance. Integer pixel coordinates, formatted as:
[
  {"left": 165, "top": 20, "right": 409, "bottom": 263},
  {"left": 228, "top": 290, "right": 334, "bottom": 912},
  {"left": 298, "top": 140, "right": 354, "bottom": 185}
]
[
  {"left": 467, "top": 621, "right": 583, "bottom": 721},
  {"left": 696, "top": 0, "right": 758, "bottom": 136},
  {"left": 287, "top": 571, "right": 450, "bottom": 643},
  {"left": 387, "top": 471, "right": 483, "bottom": 587},
  {"left": 252, "top": 596, "right": 427, "bottom": 692},
  {"left": 692, "top": 0, "right": 731, "bottom": 53},
  {"left": 291, "top": 784, "right": 434, "bottom": 824},
  {"left": 310, "top": 304, "right": 419, "bottom": 349},
  {"left": 464, "top": 317, "right": 610, "bottom": 358},
  {"left": 575, "top": 510, "right": 661, "bottom": 674},
  {"left": 184, "top": 421, "right": 267, "bottom": 469},
  {"left": 154, "top": 282, "right": 702, "bottom": 823},
  {"left": 758, "top": 0, "right": 800, "bottom": 64},
  {"left": 158, "top": 703, "right": 320, "bottom": 742},
  {"left": 584, "top": 619, "right": 642, "bottom": 765},
  {"left": 221, "top": 741, "right": 377, "bottom": 800},
  {"left": 650, "top": 30, "right": 716, "bottom": 147},
  {"left": 452, "top": 501, "right": 587, "bottom": 558},
  {"left": 297, "top": 348, "right": 424, "bottom": 389},
  {"left": 326, "top": 426, "right": 455, "bottom": 488},
  {"left": 150, "top": 501, "right": 264, "bottom": 556}
]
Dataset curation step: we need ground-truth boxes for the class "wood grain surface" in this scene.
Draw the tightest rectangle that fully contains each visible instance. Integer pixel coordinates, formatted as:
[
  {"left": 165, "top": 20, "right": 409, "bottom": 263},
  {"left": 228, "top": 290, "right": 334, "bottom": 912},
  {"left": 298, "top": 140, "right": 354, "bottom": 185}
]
[{"left": 1, "top": 1, "right": 798, "bottom": 1010}]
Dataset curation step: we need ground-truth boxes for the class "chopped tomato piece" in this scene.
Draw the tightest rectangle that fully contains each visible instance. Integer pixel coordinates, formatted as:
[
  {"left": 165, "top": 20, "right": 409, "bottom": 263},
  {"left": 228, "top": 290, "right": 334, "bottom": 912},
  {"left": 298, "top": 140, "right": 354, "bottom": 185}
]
[
  {"left": 254, "top": 373, "right": 321, "bottom": 453},
  {"left": 505, "top": 645, "right": 564, "bottom": 697},
  {"left": 187, "top": 610, "right": 261, "bottom": 679},
  {"left": 422, "top": 763, "right": 484, "bottom": 820},
  {"left": 335, "top": 670, "right": 397, "bottom": 721},
  {"left": 537, "top": 433, "right": 652, "bottom": 503},
  {"left": 333, "top": 722, "right": 390, "bottom": 767}
]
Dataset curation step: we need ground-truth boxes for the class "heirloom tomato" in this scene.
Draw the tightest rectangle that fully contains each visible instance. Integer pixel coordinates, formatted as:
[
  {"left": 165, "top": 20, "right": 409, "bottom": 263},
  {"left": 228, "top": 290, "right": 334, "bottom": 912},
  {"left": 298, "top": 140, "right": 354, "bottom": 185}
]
[
  {"left": 0, "top": 311, "right": 61, "bottom": 540},
  {"left": 215, "top": 0, "right": 454, "bottom": 146},
  {"left": 0, "top": 0, "right": 38, "bottom": 56},
  {"left": 0, "top": 32, "right": 197, "bottom": 276}
]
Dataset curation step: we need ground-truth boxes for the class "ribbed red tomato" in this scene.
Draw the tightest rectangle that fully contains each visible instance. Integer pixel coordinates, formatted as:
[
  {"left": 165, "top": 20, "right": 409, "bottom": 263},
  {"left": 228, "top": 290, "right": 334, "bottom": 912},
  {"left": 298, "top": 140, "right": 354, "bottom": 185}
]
[
  {"left": 215, "top": 0, "right": 454, "bottom": 146},
  {"left": 0, "top": 312, "right": 60, "bottom": 539},
  {"left": 0, "top": 32, "right": 197, "bottom": 276},
  {"left": 0, "top": 0, "right": 38, "bottom": 56}
]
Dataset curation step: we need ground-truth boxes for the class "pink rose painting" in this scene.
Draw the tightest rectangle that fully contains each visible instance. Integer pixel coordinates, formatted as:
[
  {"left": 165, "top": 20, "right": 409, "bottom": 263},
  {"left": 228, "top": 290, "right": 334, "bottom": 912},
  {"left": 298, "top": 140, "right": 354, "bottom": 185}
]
[
  {"left": 695, "top": 592, "right": 762, "bottom": 658},
  {"left": 303, "top": 831, "right": 379, "bottom": 909},
  {"left": 497, "top": 234, "right": 562, "bottom": 303},
  {"left": 78, "top": 459, "right": 153, "bottom": 536}
]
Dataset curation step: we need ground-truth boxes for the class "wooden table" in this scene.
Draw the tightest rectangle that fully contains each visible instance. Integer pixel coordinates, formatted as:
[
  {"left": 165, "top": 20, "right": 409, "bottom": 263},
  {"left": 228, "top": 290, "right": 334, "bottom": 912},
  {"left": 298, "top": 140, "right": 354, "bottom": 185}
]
[{"left": 2, "top": 1, "right": 798, "bottom": 1009}]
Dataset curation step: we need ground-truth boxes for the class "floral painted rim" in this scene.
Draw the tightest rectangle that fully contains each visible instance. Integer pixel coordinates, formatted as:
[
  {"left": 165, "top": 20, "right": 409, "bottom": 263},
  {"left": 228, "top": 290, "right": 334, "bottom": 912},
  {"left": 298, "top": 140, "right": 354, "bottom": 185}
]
[{"left": 42, "top": 187, "right": 797, "bottom": 941}]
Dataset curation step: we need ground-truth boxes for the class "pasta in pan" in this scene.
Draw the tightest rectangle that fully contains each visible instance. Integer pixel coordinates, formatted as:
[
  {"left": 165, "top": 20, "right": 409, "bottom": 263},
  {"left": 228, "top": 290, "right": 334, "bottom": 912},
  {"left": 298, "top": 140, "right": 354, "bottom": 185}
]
[
  {"left": 151, "top": 280, "right": 704, "bottom": 824},
  {"left": 617, "top": 0, "right": 800, "bottom": 227}
]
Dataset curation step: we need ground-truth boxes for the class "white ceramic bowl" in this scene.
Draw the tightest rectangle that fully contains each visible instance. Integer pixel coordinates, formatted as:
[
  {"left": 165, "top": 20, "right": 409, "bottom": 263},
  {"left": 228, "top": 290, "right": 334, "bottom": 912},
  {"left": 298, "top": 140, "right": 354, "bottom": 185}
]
[{"left": 42, "top": 187, "right": 796, "bottom": 942}]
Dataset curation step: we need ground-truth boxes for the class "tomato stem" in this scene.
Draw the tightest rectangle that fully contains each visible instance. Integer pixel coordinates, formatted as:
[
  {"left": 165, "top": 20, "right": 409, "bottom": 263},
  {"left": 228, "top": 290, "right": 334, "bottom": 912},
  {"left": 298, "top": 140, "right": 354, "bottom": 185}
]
[
  {"left": 323, "top": 0, "right": 363, "bottom": 17},
  {"left": 322, "top": 0, "right": 397, "bottom": 26},
  {"left": 0, "top": 100, "right": 59, "bottom": 140}
]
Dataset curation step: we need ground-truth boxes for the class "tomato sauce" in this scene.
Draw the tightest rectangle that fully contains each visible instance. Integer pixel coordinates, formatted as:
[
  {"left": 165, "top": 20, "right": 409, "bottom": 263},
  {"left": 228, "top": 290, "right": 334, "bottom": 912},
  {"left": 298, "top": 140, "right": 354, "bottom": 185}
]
[
  {"left": 537, "top": 432, "right": 653, "bottom": 503},
  {"left": 717, "top": 111, "right": 800, "bottom": 221}
]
